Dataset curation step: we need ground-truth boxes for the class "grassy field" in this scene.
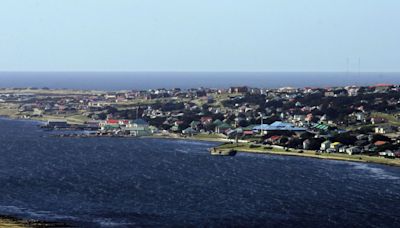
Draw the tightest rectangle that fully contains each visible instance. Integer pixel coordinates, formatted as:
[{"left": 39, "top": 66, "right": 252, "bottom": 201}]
[
  {"left": 371, "top": 112, "right": 400, "bottom": 126},
  {"left": 0, "top": 88, "right": 104, "bottom": 95},
  {"left": 0, "top": 103, "right": 20, "bottom": 118},
  {"left": 191, "top": 133, "right": 226, "bottom": 140}
]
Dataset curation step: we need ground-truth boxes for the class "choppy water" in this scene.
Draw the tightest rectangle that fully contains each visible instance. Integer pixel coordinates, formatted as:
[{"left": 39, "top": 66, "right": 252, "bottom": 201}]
[{"left": 0, "top": 118, "right": 400, "bottom": 227}]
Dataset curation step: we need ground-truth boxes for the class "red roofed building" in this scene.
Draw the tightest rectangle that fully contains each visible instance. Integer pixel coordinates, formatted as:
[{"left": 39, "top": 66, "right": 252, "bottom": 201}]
[
  {"left": 200, "top": 116, "right": 213, "bottom": 125},
  {"left": 374, "top": 141, "right": 388, "bottom": 146},
  {"left": 106, "top": 119, "right": 119, "bottom": 124},
  {"left": 375, "top": 83, "right": 394, "bottom": 87}
]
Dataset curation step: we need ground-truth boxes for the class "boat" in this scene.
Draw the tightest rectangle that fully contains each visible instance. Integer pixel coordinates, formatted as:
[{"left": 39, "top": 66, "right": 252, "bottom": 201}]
[{"left": 209, "top": 148, "right": 237, "bottom": 156}]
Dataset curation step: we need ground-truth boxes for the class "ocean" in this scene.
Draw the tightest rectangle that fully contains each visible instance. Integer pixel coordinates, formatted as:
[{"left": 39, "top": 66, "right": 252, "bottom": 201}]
[
  {"left": 0, "top": 72, "right": 400, "bottom": 90},
  {"left": 0, "top": 118, "right": 400, "bottom": 227}
]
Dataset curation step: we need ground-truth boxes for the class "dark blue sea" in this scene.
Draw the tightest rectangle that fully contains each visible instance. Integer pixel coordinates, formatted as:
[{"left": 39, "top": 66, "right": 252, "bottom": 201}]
[
  {"left": 0, "top": 72, "right": 400, "bottom": 90},
  {"left": 0, "top": 118, "right": 400, "bottom": 227}
]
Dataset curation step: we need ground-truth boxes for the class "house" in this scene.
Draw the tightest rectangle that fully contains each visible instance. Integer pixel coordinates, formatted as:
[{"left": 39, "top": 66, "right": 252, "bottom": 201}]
[
  {"left": 190, "top": 121, "right": 201, "bottom": 130},
  {"left": 379, "top": 151, "right": 395, "bottom": 158},
  {"left": 330, "top": 142, "right": 343, "bottom": 152},
  {"left": 268, "top": 135, "right": 282, "bottom": 144},
  {"left": 118, "top": 120, "right": 131, "bottom": 127},
  {"left": 324, "top": 91, "right": 335, "bottom": 97},
  {"left": 339, "top": 146, "right": 348, "bottom": 153},
  {"left": 371, "top": 117, "right": 387, "bottom": 125},
  {"left": 100, "top": 119, "right": 120, "bottom": 131},
  {"left": 346, "top": 146, "right": 361, "bottom": 155},
  {"left": 303, "top": 139, "right": 311, "bottom": 150},
  {"left": 130, "top": 119, "right": 149, "bottom": 128},
  {"left": 375, "top": 126, "right": 395, "bottom": 134},
  {"left": 356, "top": 113, "right": 366, "bottom": 122},
  {"left": 320, "top": 140, "right": 331, "bottom": 151},
  {"left": 182, "top": 127, "right": 197, "bottom": 136},
  {"left": 200, "top": 116, "right": 213, "bottom": 125},
  {"left": 215, "top": 123, "right": 232, "bottom": 134},
  {"left": 374, "top": 141, "right": 388, "bottom": 147},
  {"left": 124, "top": 119, "right": 152, "bottom": 136},
  {"left": 229, "top": 86, "right": 248, "bottom": 94}
]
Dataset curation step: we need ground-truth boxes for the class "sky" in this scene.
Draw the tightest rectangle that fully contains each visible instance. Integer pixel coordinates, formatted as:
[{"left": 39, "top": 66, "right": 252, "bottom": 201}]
[{"left": 0, "top": 0, "right": 399, "bottom": 72}]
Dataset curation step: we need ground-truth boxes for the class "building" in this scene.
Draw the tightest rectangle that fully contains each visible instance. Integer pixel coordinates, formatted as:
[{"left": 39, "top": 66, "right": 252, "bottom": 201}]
[
  {"left": 46, "top": 120, "right": 69, "bottom": 128},
  {"left": 375, "top": 126, "right": 395, "bottom": 134},
  {"left": 253, "top": 121, "right": 306, "bottom": 135},
  {"left": 229, "top": 86, "right": 248, "bottom": 94},
  {"left": 371, "top": 117, "right": 387, "bottom": 125},
  {"left": 320, "top": 140, "right": 331, "bottom": 151},
  {"left": 182, "top": 127, "right": 197, "bottom": 135},
  {"left": 346, "top": 147, "right": 362, "bottom": 155},
  {"left": 215, "top": 123, "right": 232, "bottom": 134},
  {"left": 330, "top": 142, "right": 343, "bottom": 152},
  {"left": 124, "top": 119, "right": 152, "bottom": 137},
  {"left": 99, "top": 119, "right": 120, "bottom": 131}
]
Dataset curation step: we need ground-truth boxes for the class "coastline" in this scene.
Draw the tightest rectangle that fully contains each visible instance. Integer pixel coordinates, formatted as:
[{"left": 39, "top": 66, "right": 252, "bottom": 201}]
[
  {"left": 1, "top": 116, "right": 399, "bottom": 168},
  {"left": 213, "top": 143, "right": 400, "bottom": 167},
  {"left": 0, "top": 215, "right": 69, "bottom": 227},
  {"left": 146, "top": 134, "right": 400, "bottom": 167}
]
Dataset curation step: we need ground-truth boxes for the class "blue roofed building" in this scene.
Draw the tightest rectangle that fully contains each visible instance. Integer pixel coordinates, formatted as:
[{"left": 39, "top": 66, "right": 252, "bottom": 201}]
[{"left": 253, "top": 121, "right": 306, "bottom": 134}]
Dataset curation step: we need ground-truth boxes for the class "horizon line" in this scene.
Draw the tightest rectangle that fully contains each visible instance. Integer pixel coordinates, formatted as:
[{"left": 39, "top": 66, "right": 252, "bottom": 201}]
[{"left": 0, "top": 70, "right": 400, "bottom": 74}]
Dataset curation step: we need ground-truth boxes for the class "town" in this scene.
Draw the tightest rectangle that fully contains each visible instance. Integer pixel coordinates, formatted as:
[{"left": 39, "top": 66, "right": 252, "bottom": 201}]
[{"left": 1, "top": 83, "right": 400, "bottom": 162}]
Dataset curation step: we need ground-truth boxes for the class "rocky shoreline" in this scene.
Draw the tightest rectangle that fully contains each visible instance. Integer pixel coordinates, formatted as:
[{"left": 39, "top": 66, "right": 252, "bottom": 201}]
[{"left": 0, "top": 215, "right": 71, "bottom": 227}]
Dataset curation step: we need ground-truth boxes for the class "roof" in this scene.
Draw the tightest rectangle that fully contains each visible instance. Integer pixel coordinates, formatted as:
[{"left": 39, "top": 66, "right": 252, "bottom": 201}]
[
  {"left": 182, "top": 127, "right": 196, "bottom": 133},
  {"left": 213, "top": 119, "right": 223, "bottom": 126},
  {"left": 243, "top": 125, "right": 257, "bottom": 131},
  {"left": 374, "top": 141, "right": 388, "bottom": 146},
  {"left": 253, "top": 121, "right": 306, "bottom": 131},
  {"left": 269, "top": 135, "right": 282, "bottom": 141},
  {"left": 375, "top": 83, "right": 393, "bottom": 87},
  {"left": 132, "top": 119, "right": 148, "bottom": 125},
  {"left": 103, "top": 125, "right": 119, "bottom": 129},
  {"left": 216, "top": 123, "right": 231, "bottom": 129},
  {"left": 314, "top": 124, "right": 330, "bottom": 130},
  {"left": 124, "top": 127, "right": 146, "bottom": 131},
  {"left": 106, "top": 119, "right": 119, "bottom": 124},
  {"left": 332, "top": 142, "right": 343, "bottom": 146}
]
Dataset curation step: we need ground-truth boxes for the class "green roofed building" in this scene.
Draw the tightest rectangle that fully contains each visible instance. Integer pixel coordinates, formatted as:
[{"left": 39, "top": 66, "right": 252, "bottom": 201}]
[{"left": 215, "top": 123, "right": 232, "bottom": 134}]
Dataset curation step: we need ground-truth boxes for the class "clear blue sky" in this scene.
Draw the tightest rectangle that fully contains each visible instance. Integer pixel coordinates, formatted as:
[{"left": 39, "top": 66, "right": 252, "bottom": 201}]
[{"left": 0, "top": 0, "right": 399, "bottom": 72}]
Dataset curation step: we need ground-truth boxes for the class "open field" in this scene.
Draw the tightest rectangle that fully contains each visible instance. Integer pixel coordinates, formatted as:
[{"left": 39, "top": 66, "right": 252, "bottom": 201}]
[
  {"left": 372, "top": 112, "right": 400, "bottom": 126},
  {"left": 0, "top": 88, "right": 104, "bottom": 95}
]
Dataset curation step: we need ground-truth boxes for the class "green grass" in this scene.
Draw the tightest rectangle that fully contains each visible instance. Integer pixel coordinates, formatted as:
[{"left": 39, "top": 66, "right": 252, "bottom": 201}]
[
  {"left": 372, "top": 112, "right": 400, "bottom": 126},
  {"left": 191, "top": 133, "right": 226, "bottom": 140}
]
